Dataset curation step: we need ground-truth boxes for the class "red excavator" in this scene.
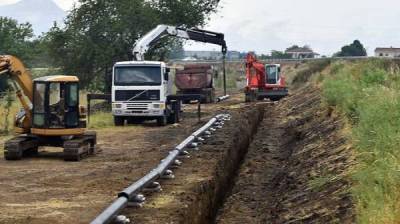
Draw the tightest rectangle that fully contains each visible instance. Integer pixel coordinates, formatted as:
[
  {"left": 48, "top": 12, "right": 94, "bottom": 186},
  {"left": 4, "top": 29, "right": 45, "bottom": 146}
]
[{"left": 244, "top": 53, "right": 288, "bottom": 102}]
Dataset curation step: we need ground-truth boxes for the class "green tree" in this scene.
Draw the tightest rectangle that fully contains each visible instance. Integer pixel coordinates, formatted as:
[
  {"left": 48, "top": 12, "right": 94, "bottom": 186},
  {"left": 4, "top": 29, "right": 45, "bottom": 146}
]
[
  {"left": 0, "top": 17, "right": 33, "bottom": 57},
  {"left": 335, "top": 40, "right": 367, "bottom": 57},
  {"left": 46, "top": 0, "right": 220, "bottom": 91},
  {"left": 271, "top": 50, "right": 291, "bottom": 59},
  {"left": 0, "top": 17, "right": 34, "bottom": 91}
]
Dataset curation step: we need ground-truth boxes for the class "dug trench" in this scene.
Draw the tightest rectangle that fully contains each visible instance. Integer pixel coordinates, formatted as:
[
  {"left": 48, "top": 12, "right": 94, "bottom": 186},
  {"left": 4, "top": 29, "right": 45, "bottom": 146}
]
[{"left": 123, "top": 86, "right": 355, "bottom": 223}]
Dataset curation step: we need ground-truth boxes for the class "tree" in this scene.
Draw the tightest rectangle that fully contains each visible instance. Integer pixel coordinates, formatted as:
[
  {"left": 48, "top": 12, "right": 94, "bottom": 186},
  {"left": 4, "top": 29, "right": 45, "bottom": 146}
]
[
  {"left": 0, "top": 17, "right": 34, "bottom": 91},
  {"left": 46, "top": 0, "right": 221, "bottom": 91},
  {"left": 0, "top": 17, "right": 33, "bottom": 57},
  {"left": 271, "top": 50, "right": 291, "bottom": 59},
  {"left": 335, "top": 40, "right": 367, "bottom": 57}
]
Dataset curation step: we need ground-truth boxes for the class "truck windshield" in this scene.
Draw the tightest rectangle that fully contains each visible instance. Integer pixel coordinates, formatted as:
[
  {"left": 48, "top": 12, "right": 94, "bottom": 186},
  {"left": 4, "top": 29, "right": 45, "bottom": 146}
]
[{"left": 114, "top": 66, "right": 162, "bottom": 86}]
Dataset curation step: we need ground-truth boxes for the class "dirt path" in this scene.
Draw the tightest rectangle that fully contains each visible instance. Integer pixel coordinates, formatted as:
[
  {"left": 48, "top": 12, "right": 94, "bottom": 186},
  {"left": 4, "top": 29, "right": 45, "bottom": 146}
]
[{"left": 217, "top": 86, "right": 355, "bottom": 223}]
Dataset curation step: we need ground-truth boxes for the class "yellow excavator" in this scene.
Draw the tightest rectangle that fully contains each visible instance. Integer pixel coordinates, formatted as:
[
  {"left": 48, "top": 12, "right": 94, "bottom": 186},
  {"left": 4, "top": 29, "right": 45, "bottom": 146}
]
[{"left": 0, "top": 55, "right": 96, "bottom": 161}]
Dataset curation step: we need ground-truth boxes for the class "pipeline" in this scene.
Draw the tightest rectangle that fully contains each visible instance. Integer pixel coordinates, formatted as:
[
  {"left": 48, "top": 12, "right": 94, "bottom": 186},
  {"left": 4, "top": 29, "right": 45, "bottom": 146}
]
[
  {"left": 216, "top": 95, "right": 230, "bottom": 102},
  {"left": 90, "top": 114, "right": 231, "bottom": 224}
]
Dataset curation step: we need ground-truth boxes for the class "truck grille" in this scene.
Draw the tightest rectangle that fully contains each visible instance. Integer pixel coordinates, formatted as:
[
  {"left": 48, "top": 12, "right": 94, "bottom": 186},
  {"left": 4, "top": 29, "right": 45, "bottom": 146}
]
[
  {"left": 115, "top": 90, "right": 160, "bottom": 101},
  {"left": 126, "top": 102, "right": 151, "bottom": 110}
]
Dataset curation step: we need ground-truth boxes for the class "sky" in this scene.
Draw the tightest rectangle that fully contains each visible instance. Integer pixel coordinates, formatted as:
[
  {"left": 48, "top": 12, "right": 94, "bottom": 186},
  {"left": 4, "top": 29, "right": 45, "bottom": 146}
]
[
  {"left": 0, "top": 0, "right": 75, "bottom": 10},
  {"left": 1, "top": 0, "right": 399, "bottom": 56}
]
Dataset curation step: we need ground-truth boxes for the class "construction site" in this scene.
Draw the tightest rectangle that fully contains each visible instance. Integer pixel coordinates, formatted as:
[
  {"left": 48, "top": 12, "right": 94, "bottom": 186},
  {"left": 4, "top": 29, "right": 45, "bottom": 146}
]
[
  {"left": 1, "top": 0, "right": 400, "bottom": 224},
  {"left": 0, "top": 57, "right": 379, "bottom": 223}
]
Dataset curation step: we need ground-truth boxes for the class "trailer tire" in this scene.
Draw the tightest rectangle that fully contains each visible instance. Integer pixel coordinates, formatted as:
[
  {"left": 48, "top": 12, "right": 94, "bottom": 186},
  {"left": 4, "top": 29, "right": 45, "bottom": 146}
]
[{"left": 114, "top": 116, "right": 124, "bottom": 126}]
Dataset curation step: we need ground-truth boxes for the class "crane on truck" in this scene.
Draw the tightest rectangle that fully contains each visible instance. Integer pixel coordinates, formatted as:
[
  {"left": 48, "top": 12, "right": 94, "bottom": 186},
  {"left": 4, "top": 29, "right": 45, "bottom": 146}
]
[
  {"left": 112, "top": 25, "right": 227, "bottom": 126},
  {"left": 244, "top": 53, "right": 288, "bottom": 102},
  {"left": 0, "top": 55, "right": 96, "bottom": 161}
]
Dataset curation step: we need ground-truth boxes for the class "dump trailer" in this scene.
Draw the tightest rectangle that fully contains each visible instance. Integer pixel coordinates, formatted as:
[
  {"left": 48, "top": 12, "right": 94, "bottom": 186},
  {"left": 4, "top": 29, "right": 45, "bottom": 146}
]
[
  {"left": 175, "top": 64, "right": 215, "bottom": 103},
  {"left": 0, "top": 55, "right": 96, "bottom": 161},
  {"left": 245, "top": 53, "right": 288, "bottom": 102}
]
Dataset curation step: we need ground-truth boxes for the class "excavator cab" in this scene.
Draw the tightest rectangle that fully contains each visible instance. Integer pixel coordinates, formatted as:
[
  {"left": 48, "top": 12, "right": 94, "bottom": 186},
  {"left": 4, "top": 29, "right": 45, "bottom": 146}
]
[
  {"left": 30, "top": 76, "right": 86, "bottom": 136},
  {"left": 265, "top": 64, "right": 281, "bottom": 85},
  {"left": 32, "top": 76, "right": 80, "bottom": 130}
]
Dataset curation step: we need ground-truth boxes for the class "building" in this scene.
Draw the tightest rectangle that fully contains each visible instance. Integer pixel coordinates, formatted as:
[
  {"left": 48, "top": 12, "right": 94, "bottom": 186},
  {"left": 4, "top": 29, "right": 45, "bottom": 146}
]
[
  {"left": 285, "top": 47, "right": 319, "bottom": 59},
  {"left": 375, "top": 47, "right": 400, "bottom": 58},
  {"left": 183, "top": 50, "right": 241, "bottom": 60}
]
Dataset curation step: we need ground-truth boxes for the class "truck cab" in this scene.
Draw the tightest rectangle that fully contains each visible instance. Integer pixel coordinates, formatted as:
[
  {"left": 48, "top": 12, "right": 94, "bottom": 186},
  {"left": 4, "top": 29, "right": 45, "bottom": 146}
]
[{"left": 112, "top": 61, "right": 179, "bottom": 126}]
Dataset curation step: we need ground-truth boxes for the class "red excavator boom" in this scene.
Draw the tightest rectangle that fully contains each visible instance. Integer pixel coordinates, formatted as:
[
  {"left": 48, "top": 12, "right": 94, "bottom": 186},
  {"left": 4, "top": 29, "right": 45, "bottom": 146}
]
[{"left": 244, "top": 53, "right": 288, "bottom": 102}]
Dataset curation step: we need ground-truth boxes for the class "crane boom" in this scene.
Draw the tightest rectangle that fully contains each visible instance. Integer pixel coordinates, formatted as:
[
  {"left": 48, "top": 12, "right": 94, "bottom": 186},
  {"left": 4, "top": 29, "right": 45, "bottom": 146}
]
[{"left": 132, "top": 24, "right": 227, "bottom": 61}]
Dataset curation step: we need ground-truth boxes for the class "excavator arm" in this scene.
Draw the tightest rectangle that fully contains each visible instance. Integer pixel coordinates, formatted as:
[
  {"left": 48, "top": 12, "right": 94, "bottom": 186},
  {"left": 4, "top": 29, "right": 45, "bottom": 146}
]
[
  {"left": 0, "top": 55, "right": 34, "bottom": 133},
  {"left": 132, "top": 24, "right": 227, "bottom": 61},
  {"left": 246, "top": 53, "right": 265, "bottom": 87}
]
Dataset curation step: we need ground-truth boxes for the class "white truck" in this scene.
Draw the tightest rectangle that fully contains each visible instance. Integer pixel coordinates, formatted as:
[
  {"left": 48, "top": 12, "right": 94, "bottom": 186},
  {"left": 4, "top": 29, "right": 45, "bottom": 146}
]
[{"left": 111, "top": 25, "right": 227, "bottom": 126}]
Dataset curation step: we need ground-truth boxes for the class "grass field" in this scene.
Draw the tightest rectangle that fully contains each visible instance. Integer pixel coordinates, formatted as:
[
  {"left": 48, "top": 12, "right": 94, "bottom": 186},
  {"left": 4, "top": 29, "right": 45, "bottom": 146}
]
[{"left": 320, "top": 59, "right": 400, "bottom": 223}]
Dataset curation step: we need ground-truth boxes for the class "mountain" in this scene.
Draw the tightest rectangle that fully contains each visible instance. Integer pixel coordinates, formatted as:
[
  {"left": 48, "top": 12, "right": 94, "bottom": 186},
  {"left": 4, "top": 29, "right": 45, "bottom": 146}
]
[{"left": 0, "top": 0, "right": 66, "bottom": 35}]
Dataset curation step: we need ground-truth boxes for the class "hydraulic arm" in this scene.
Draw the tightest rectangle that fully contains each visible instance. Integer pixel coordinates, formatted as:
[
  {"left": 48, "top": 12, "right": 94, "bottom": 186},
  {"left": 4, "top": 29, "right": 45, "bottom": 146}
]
[
  {"left": 246, "top": 53, "right": 266, "bottom": 87},
  {"left": 0, "top": 55, "right": 34, "bottom": 132}
]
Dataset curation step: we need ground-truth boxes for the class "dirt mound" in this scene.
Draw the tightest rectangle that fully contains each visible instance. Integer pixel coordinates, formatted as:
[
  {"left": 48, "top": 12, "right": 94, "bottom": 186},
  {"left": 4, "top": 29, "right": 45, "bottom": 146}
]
[{"left": 217, "top": 85, "right": 355, "bottom": 223}]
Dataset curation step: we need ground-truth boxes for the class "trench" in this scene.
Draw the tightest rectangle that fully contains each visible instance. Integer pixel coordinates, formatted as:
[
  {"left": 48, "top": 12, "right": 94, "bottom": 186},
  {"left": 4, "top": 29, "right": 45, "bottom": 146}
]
[
  {"left": 179, "top": 103, "right": 267, "bottom": 224},
  {"left": 177, "top": 86, "right": 354, "bottom": 224}
]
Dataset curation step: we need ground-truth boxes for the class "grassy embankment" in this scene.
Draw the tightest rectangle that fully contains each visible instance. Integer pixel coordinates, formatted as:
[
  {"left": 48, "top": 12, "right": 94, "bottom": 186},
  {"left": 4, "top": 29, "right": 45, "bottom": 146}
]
[{"left": 321, "top": 59, "right": 400, "bottom": 223}]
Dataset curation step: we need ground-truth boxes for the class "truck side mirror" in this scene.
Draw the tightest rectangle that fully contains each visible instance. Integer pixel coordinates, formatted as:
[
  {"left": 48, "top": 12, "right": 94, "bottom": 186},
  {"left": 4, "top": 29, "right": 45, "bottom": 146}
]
[
  {"left": 164, "top": 68, "right": 170, "bottom": 81},
  {"left": 278, "top": 67, "right": 281, "bottom": 73}
]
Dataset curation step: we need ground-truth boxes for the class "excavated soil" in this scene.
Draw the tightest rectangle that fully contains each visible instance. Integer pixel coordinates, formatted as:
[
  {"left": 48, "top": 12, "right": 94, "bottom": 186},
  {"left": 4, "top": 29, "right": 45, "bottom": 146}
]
[{"left": 217, "top": 86, "right": 355, "bottom": 223}]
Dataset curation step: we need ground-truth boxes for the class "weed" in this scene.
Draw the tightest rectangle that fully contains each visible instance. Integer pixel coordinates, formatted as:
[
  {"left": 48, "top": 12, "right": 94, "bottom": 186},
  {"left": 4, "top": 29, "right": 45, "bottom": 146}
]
[
  {"left": 88, "top": 112, "right": 114, "bottom": 129},
  {"left": 321, "top": 59, "right": 400, "bottom": 223}
]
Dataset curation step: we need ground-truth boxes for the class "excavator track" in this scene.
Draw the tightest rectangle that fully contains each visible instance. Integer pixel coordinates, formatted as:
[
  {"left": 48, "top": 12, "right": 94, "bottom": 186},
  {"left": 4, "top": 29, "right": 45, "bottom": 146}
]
[
  {"left": 63, "top": 132, "right": 96, "bottom": 161},
  {"left": 4, "top": 136, "right": 39, "bottom": 160}
]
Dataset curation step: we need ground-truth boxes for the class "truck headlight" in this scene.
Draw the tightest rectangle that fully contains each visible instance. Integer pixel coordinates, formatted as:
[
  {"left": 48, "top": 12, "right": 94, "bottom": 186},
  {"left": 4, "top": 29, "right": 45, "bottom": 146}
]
[
  {"left": 153, "top": 103, "right": 165, "bottom": 109},
  {"left": 113, "top": 103, "right": 122, "bottom": 109}
]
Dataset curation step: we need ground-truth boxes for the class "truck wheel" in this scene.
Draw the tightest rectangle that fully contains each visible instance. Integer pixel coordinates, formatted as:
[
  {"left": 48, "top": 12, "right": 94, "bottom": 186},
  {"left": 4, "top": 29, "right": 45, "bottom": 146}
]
[
  {"left": 114, "top": 116, "right": 124, "bottom": 126},
  {"left": 157, "top": 116, "right": 167, "bottom": 126}
]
